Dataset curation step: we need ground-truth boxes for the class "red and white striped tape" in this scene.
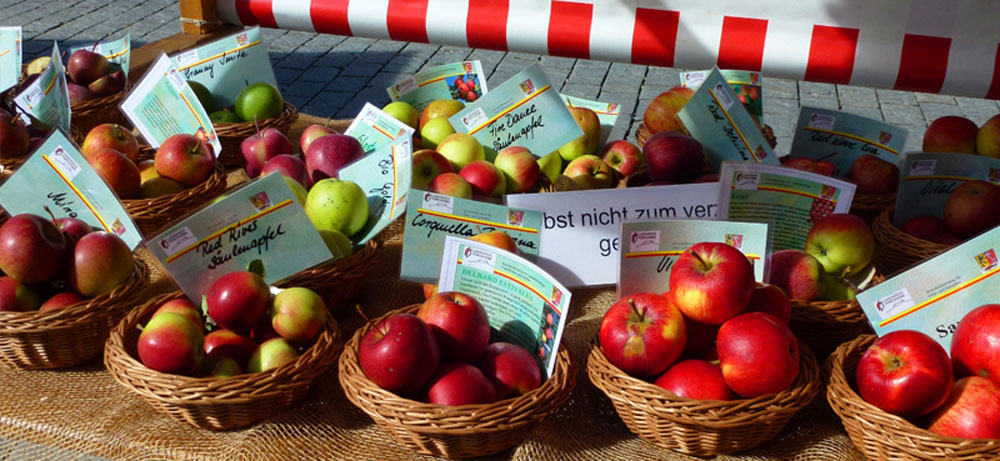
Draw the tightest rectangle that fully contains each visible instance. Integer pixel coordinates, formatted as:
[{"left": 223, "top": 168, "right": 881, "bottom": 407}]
[{"left": 218, "top": 0, "right": 1000, "bottom": 99}]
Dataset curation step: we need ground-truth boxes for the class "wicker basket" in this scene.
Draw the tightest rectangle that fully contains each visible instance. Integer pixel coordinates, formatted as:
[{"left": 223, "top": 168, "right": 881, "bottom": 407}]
[
  {"left": 339, "top": 304, "right": 577, "bottom": 459},
  {"left": 0, "top": 258, "right": 149, "bottom": 370},
  {"left": 789, "top": 274, "right": 884, "bottom": 360},
  {"left": 587, "top": 339, "right": 821, "bottom": 456},
  {"left": 279, "top": 237, "right": 384, "bottom": 311},
  {"left": 70, "top": 90, "right": 128, "bottom": 136},
  {"left": 872, "top": 206, "right": 950, "bottom": 275},
  {"left": 104, "top": 291, "right": 342, "bottom": 430},
  {"left": 212, "top": 101, "right": 299, "bottom": 167},
  {"left": 850, "top": 192, "right": 896, "bottom": 224},
  {"left": 827, "top": 335, "right": 1000, "bottom": 460}
]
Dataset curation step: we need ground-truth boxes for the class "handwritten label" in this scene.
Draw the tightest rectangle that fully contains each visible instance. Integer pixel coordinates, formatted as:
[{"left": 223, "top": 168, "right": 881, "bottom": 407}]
[
  {"left": 790, "top": 107, "right": 908, "bottom": 175},
  {"left": 892, "top": 153, "right": 1000, "bottom": 228},
  {"left": 345, "top": 103, "right": 415, "bottom": 154},
  {"left": 169, "top": 26, "right": 277, "bottom": 109}
]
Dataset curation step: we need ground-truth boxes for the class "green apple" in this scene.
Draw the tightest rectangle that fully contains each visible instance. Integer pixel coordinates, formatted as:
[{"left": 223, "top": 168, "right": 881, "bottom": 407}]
[
  {"left": 270, "top": 287, "right": 327, "bottom": 343},
  {"left": 210, "top": 108, "right": 241, "bottom": 123},
  {"left": 382, "top": 101, "right": 419, "bottom": 130},
  {"left": 818, "top": 275, "right": 857, "bottom": 301},
  {"left": 187, "top": 80, "right": 215, "bottom": 113},
  {"left": 305, "top": 178, "right": 369, "bottom": 237},
  {"left": 318, "top": 229, "right": 353, "bottom": 259},
  {"left": 284, "top": 177, "right": 308, "bottom": 206},
  {"left": 247, "top": 338, "right": 299, "bottom": 373},
  {"left": 804, "top": 213, "right": 876, "bottom": 277},
  {"left": 557, "top": 107, "right": 601, "bottom": 162},
  {"left": 436, "top": 133, "right": 484, "bottom": 170},
  {"left": 235, "top": 82, "right": 284, "bottom": 122},
  {"left": 537, "top": 151, "right": 563, "bottom": 183},
  {"left": 420, "top": 117, "right": 456, "bottom": 150}
]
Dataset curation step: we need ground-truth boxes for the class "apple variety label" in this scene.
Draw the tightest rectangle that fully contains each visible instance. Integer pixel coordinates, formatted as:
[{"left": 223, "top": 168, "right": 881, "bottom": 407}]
[
  {"left": 681, "top": 69, "right": 763, "bottom": 126},
  {"left": 345, "top": 102, "right": 415, "bottom": 154},
  {"left": 561, "top": 94, "right": 619, "bottom": 149},
  {"left": 789, "top": 107, "right": 908, "bottom": 175},
  {"left": 338, "top": 136, "right": 413, "bottom": 246},
  {"left": 678, "top": 67, "right": 778, "bottom": 171},
  {"left": 386, "top": 61, "right": 488, "bottom": 111},
  {"left": 449, "top": 63, "right": 582, "bottom": 159},
  {"left": 146, "top": 173, "right": 333, "bottom": 301},
  {"left": 856, "top": 227, "right": 1000, "bottom": 351},
  {"left": 618, "top": 220, "right": 770, "bottom": 298},
  {"left": 12, "top": 43, "right": 71, "bottom": 133},
  {"left": 438, "top": 236, "right": 571, "bottom": 378},
  {"left": 892, "top": 153, "right": 1000, "bottom": 228},
  {"left": 506, "top": 183, "right": 719, "bottom": 287},
  {"left": 0, "top": 27, "right": 21, "bottom": 93},
  {"left": 0, "top": 130, "right": 142, "bottom": 249},
  {"left": 718, "top": 162, "right": 855, "bottom": 252},
  {"left": 68, "top": 32, "right": 131, "bottom": 76},
  {"left": 169, "top": 26, "right": 277, "bottom": 109},
  {"left": 401, "top": 192, "right": 542, "bottom": 284},
  {"left": 120, "top": 53, "right": 221, "bottom": 155}
]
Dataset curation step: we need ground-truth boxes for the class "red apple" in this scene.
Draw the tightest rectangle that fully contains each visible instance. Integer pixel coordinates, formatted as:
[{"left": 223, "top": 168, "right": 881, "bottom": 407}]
[
  {"left": 681, "top": 313, "right": 719, "bottom": 359},
  {"left": 427, "top": 362, "right": 497, "bottom": 405},
  {"left": 81, "top": 123, "right": 139, "bottom": 163},
  {"left": 38, "top": 292, "right": 84, "bottom": 312},
  {"left": 944, "top": 180, "right": 1000, "bottom": 238},
  {"left": 0, "top": 113, "right": 30, "bottom": 159},
  {"left": 599, "top": 292, "right": 686, "bottom": 377},
  {"left": 241, "top": 128, "right": 293, "bottom": 178},
  {"left": 137, "top": 312, "right": 205, "bottom": 375},
  {"left": 305, "top": 133, "right": 365, "bottom": 183},
  {"left": 805, "top": 213, "right": 876, "bottom": 277},
  {"left": 260, "top": 154, "right": 310, "bottom": 188},
  {"left": 643, "top": 87, "right": 694, "bottom": 134},
  {"left": 494, "top": 146, "right": 540, "bottom": 193},
  {"left": 66, "top": 48, "right": 109, "bottom": 86},
  {"left": 204, "top": 329, "right": 258, "bottom": 369},
  {"left": 155, "top": 133, "right": 214, "bottom": 188},
  {"left": 717, "top": 312, "right": 799, "bottom": 398},
  {"left": 359, "top": 313, "right": 440, "bottom": 394},
  {"left": 669, "top": 242, "right": 754, "bottom": 325},
  {"left": 418, "top": 292, "right": 490, "bottom": 363},
  {"left": 848, "top": 155, "right": 899, "bottom": 195},
  {"left": 0, "top": 276, "right": 41, "bottom": 311},
  {"left": 299, "top": 124, "right": 336, "bottom": 155},
  {"left": 901, "top": 216, "right": 947, "bottom": 241},
  {"left": 693, "top": 173, "right": 720, "bottom": 183},
  {"left": 856, "top": 330, "right": 953, "bottom": 417},
  {"left": 768, "top": 249, "right": 824, "bottom": 301},
  {"left": 411, "top": 149, "right": 454, "bottom": 191},
  {"left": 428, "top": 172, "right": 472, "bottom": 199},
  {"left": 744, "top": 283, "right": 792, "bottom": 325},
  {"left": 0, "top": 214, "right": 68, "bottom": 283},
  {"left": 459, "top": 160, "right": 506, "bottom": 197},
  {"left": 86, "top": 148, "right": 141, "bottom": 199},
  {"left": 67, "top": 82, "right": 95, "bottom": 103},
  {"left": 153, "top": 298, "right": 203, "bottom": 331},
  {"left": 643, "top": 131, "right": 704, "bottom": 184},
  {"left": 67, "top": 231, "right": 134, "bottom": 297},
  {"left": 205, "top": 271, "right": 270, "bottom": 332},
  {"left": 927, "top": 376, "right": 1000, "bottom": 439},
  {"left": 601, "top": 140, "right": 644, "bottom": 177},
  {"left": 88, "top": 70, "right": 126, "bottom": 97},
  {"left": 53, "top": 217, "right": 93, "bottom": 244},
  {"left": 563, "top": 154, "right": 613, "bottom": 189},
  {"left": 951, "top": 304, "right": 1000, "bottom": 382},
  {"left": 923, "top": 116, "right": 978, "bottom": 155},
  {"left": 477, "top": 342, "right": 542, "bottom": 399},
  {"left": 655, "top": 359, "right": 735, "bottom": 401},
  {"left": 780, "top": 156, "right": 835, "bottom": 176}
]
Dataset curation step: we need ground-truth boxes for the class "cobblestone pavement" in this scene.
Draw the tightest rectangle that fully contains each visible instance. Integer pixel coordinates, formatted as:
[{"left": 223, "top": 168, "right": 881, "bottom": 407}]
[{"left": 4, "top": 0, "right": 1000, "bottom": 154}]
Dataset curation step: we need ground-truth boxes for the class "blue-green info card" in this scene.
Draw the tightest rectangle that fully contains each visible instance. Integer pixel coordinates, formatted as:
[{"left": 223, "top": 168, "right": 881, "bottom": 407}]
[
  {"left": 68, "top": 32, "right": 131, "bottom": 76},
  {"left": 387, "top": 61, "right": 489, "bottom": 111},
  {"left": 170, "top": 26, "right": 278, "bottom": 111},
  {"left": 0, "top": 27, "right": 21, "bottom": 93},
  {"left": 789, "top": 107, "right": 908, "bottom": 176},
  {"left": 892, "top": 153, "right": 1000, "bottom": 228},
  {"left": 11, "top": 43, "right": 70, "bottom": 133}
]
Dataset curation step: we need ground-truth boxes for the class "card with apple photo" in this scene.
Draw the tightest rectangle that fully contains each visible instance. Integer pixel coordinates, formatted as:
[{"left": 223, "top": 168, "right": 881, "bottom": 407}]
[
  {"left": 401, "top": 192, "right": 542, "bottom": 284},
  {"left": 681, "top": 69, "right": 763, "bottom": 126},
  {"left": 387, "top": 61, "right": 488, "bottom": 111},
  {"left": 437, "top": 236, "right": 571, "bottom": 378},
  {"left": 617, "top": 220, "right": 770, "bottom": 298},
  {"left": 11, "top": 43, "right": 71, "bottom": 133},
  {"left": 120, "top": 53, "right": 221, "bottom": 156},
  {"left": 146, "top": 172, "right": 333, "bottom": 302},
  {"left": 891, "top": 152, "right": 1000, "bottom": 228},
  {"left": 449, "top": 63, "right": 582, "bottom": 160},
  {"left": 856, "top": 226, "right": 1000, "bottom": 351},
  {"left": 68, "top": 31, "right": 131, "bottom": 77},
  {"left": 0, "top": 27, "right": 21, "bottom": 93},
  {"left": 345, "top": 102, "right": 415, "bottom": 154},
  {"left": 0, "top": 129, "right": 142, "bottom": 249},
  {"left": 169, "top": 26, "right": 278, "bottom": 110},
  {"left": 789, "top": 107, "right": 907, "bottom": 176},
  {"left": 338, "top": 136, "right": 412, "bottom": 246},
  {"left": 560, "top": 94, "right": 620, "bottom": 150},
  {"left": 677, "top": 67, "right": 778, "bottom": 171},
  {"left": 718, "top": 162, "right": 856, "bottom": 252}
]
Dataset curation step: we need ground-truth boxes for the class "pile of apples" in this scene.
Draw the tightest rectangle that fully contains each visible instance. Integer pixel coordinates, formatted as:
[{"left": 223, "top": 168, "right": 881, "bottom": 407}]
[
  {"left": 856, "top": 304, "right": 1000, "bottom": 439},
  {"left": 0, "top": 212, "right": 134, "bottom": 312},
  {"left": 638, "top": 86, "right": 721, "bottom": 186},
  {"left": 923, "top": 114, "right": 1000, "bottom": 159},
  {"left": 770, "top": 213, "right": 875, "bottom": 302},
  {"left": 359, "top": 292, "right": 542, "bottom": 405},
  {"left": 899, "top": 180, "right": 1000, "bottom": 245},
  {"left": 136, "top": 270, "right": 328, "bottom": 377},
  {"left": 600, "top": 241, "right": 800, "bottom": 401},
  {"left": 62, "top": 48, "right": 127, "bottom": 103},
  {"left": 79, "top": 125, "right": 216, "bottom": 200}
]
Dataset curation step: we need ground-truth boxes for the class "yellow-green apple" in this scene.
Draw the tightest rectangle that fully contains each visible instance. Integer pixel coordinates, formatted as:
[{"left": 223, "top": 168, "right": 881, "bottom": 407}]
[
  {"left": 382, "top": 101, "right": 418, "bottom": 130},
  {"left": 0, "top": 276, "right": 41, "bottom": 311},
  {"left": 204, "top": 329, "right": 258, "bottom": 369},
  {"left": 153, "top": 298, "right": 203, "bottom": 332},
  {"left": 818, "top": 275, "right": 857, "bottom": 301},
  {"left": 200, "top": 356, "right": 243, "bottom": 378},
  {"left": 155, "top": 133, "right": 214, "bottom": 188},
  {"left": 644, "top": 131, "right": 704, "bottom": 183},
  {"left": 744, "top": 283, "right": 791, "bottom": 325},
  {"left": 418, "top": 291, "right": 490, "bottom": 362},
  {"left": 495, "top": 146, "right": 540, "bottom": 193},
  {"left": 924, "top": 115, "right": 978, "bottom": 154},
  {"left": 261, "top": 154, "right": 310, "bottom": 188},
  {"left": 39, "top": 292, "right": 84, "bottom": 312},
  {"left": 138, "top": 159, "right": 158, "bottom": 183},
  {"left": 247, "top": 337, "right": 300, "bottom": 372},
  {"left": 476, "top": 342, "right": 542, "bottom": 399},
  {"left": 537, "top": 151, "right": 563, "bottom": 183},
  {"left": 88, "top": 70, "right": 126, "bottom": 97},
  {"left": 951, "top": 304, "right": 1000, "bottom": 381},
  {"left": 564, "top": 154, "right": 613, "bottom": 189},
  {"left": 0, "top": 113, "right": 30, "bottom": 158},
  {"left": 848, "top": 155, "right": 899, "bottom": 195},
  {"left": 780, "top": 156, "right": 836, "bottom": 176},
  {"left": 805, "top": 213, "right": 875, "bottom": 277},
  {"left": 976, "top": 113, "right": 1000, "bottom": 158},
  {"left": 210, "top": 109, "right": 241, "bottom": 123},
  {"left": 654, "top": 359, "right": 735, "bottom": 400},
  {"left": 768, "top": 249, "right": 823, "bottom": 301},
  {"left": 24, "top": 56, "right": 50, "bottom": 76},
  {"left": 927, "top": 376, "right": 1000, "bottom": 439},
  {"left": 187, "top": 80, "right": 215, "bottom": 113},
  {"left": 427, "top": 362, "right": 497, "bottom": 405},
  {"left": 0, "top": 214, "right": 67, "bottom": 283},
  {"left": 241, "top": 128, "right": 293, "bottom": 178},
  {"left": 557, "top": 106, "right": 601, "bottom": 162},
  {"left": 67, "top": 231, "right": 134, "bottom": 297},
  {"left": 139, "top": 177, "right": 185, "bottom": 198},
  {"left": 53, "top": 216, "right": 93, "bottom": 243},
  {"left": 299, "top": 124, "right": 336, "bottom": 155},
  {"left": 428, "top": 172, "right": 472, "bottom": 199},
  {"left": 82, "top": 123, "right": 139, "bottom": 162},
  {"left": 669, "top": 242, "right": 755, "bottom": 325},
  {"left": 599, "top": 292, "right": 686, "bottom": 377},
  {"left": 66, "top": 48, "right": 109, "bottom": 86},
  {"left": 856, "top": 330, "right": 953, "bottom": 417},
  {"left": 459, "top": 160, "right": 506, "bottom": 197},
  {"left": 411, "top": 149, "right": 454, "bottom": 190},
  {"left": 359, "top": 312, "right": 440, "bottom": 394},
  {"left": 643, "top": 86, "right": 694, "bottom": 134},
  {"left": 944, "top": 180, "right": 1000, "bottom": 238},
  {"left": 717, "top": 312, "right": 799, "bottom": 398},
  {"left": 270, "top": 287, "right": 327, "bottom": 343},
  {"left": 420, "top": 117, "right": 456, "bottom": 150},
  {"left": 205, "top": 271, "right": 271, "bottom": 332},
  {"left": 317, "top": 228, "right": 353, "bottom": 258},
  {"left": 601, "top": 140, "right": 644, "bottom": 177},
  {"left": 86, "top": 148, "right": 141, "bottom": 199},
  {"left": 305, "top": 178, "right": 369, "bottom": 236},
  {"left": 470, "top": 230, "right": 519, "bottom": 254},
  {"left": 436, "top": 133, "right": 484, "bottom": 170},
  {"left": 419, "top": 99, "right": 465, "bottom": 131},
  {"left": 305, "top": 133, "right": 364, "bottom": 182},
  {"left": 137, "top": 311, "right": 205, "bottom": 374}
]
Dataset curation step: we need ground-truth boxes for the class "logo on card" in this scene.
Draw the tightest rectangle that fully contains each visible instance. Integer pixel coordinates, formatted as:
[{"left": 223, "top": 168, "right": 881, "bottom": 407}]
[
  {"left": 724, "top": 234, "right": 743, "bottom": 250},
  {"left": 988, "top": 168, "right": 1000, "bottom": 184},
  {"left": 878, "top": 131, "right": 892, "bottom": 145},
  {"left": 808, "top": 113, "right": 836, "bottom": 131},
  {"left": 874, "top": 288, "right": 915, "bottom": 321},
  {"left": 111, "top": 218, "right": 126, "bottom": 236},
  {"left": 158, "top": 227, "right": 197, "bottom": 258},
  {"left": 733, "top": 172, "right": 759, "bottom": 190},
  {"left": 607, "top": 103, "right": 619, "bottom": 113},
  {"left": 750, "top": 73, "right": 760, "bottom": 85},
  {"left": 236, "top": 33, "right": 248, "bottom": 46},
  {"left": 461, "top": 246, "right": 496, "bottom": 271},
  {"left": 755, "top": 145, "right": 767, "bottom": 160},
  {"left": 507, "top": 209, "right": 524, "bottom": 227},
  {"left": 422, "top": 192, "right": 454, "bottom": 213},
  {"left": 910, "top": 159, "right": 936, "bottom": 176},
  {"left": 976, "top": 249, "right": 998, "bottom": 273},
  {"left": 551, "top": 286, "right": 563, "bottom": 306},
  {"left": 820, "top": 185, "right": 836, "bottom": 200},
  {"left": 628, "top": 231, "right": 660, "bottom": 253},
  {"left": 518, "top": 79, "right": 535, "bottom": 95},
  {"left": 462, "top": 62, "right": 474, "bottom": 73},
  {"left": 249, "top": 192, "right": 272, "bottom": 211}
]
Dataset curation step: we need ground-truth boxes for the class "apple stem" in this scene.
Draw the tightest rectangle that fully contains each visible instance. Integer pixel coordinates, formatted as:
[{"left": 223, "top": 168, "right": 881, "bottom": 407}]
[
  {"left": 626, "top": 298, "right": 644, "bottom": 321},
  {"left": 838, "top": 273, "right": 862, "bottom": 294},
  {"left": 42, "top": 206, "right": 58, "bottom": 227},
  {"left": 91, "top": 42, "right": 98, "bottom": 53},
  {"left": 689, "top": 249, "right": 708, "bottom": 268},
  {"left": 253, "top": 115, "right": 261, "bottom": 136},
  {"left": 355, "top": 304, "right": 383, "bottom": 334},
  {"left": 9, "top": 113, "right": 21, "bottom": 126}
]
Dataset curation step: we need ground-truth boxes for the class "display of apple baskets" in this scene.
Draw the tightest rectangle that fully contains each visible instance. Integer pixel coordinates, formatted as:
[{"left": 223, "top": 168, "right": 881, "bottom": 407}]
[
  {"left": 338, "top": 304, "right": 577, "bottom": 458},
  {"left": 872, "top": 206, "right": 951, "bottom": 275},
  {"left": 212, "top": 101, "right": 299, "bottom": 167},
  {"left": 104, "top": 292, "right": 342, "bottom": 430},
  {"left": 827, "top": 335, "right": 1000, "bottom": 460}
]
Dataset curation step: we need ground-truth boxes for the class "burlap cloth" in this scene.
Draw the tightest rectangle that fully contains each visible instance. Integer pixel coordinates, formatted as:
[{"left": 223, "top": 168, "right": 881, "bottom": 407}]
[{"left": 0, "top": 115, "right": 866, "bottom": 460}]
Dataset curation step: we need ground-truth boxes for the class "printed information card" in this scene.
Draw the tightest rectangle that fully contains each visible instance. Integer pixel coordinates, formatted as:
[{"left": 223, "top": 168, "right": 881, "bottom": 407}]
[
  {"left": 345, "top": 102, "right": 415, "bottom": 154},
  {"left": 681, "top": 69, "right": 763, "bottom": 126},
  {"left": 892, "top": 153, "right": 1000, "bottom": 227},
  {"left": 789, "top": 107, "right": 907, "bottom": 175},
  {"left": 618, "top": 220, "right": 770, "bottom": 297},
  {"left": 170, "top": 27, "right": 277, "bottom": 111},
  {"left": 561, "top": 94, "right": 620, "bottom": 149},
  {"left": 387, "top": 61, "right": 488, "bottom": 111},
  {"left": 718, "top": 162, "right": 855, "bottom": 251},
  {"left": 0, "top": 27, "right": 22, "bottom": 93},
  {"left": 0, "top": 130, "right": 142, "bottom": 249},
  {"left": 12, "top": 43, "right": 70, "bottom": 133},
  {"left": 146, "top": 173, "right": 333, "bottom": 301},
  {"left": 340, "top": 125, "right": 413, "bottom": 247},
  {"left": 438, "top": 236, "right": 571, "bottom": 377},
  {"left": 68, "top": 32, "right": 131, "bottom": 76}
]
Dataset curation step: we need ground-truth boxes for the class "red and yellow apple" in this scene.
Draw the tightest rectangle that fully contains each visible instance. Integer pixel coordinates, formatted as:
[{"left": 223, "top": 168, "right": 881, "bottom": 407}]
[
  {"left": 155, "top": 133, "right": 214, "bottom": 188},
  {"left": 428, "top": 172, "right": 472, "bottom": 199},
  {"left": 411, "top": 149, "right": 454, "bottom": 191},
  {"left": 804, "top": 213, "right": 875, "bottom": 277},
  {"left": 563, "top": 154, "right": 613, "bottom": 189},
  {"left": 418, "top": 292, "right": 491, "bottom": 363},
  {"left": 669, "top": 242, "right": 755, "bottom": 325},
  {"left": 924, "top": 115, "right": 978, "bottom": 155},
  {"left": 436, "top": 133, "right": 484, "bottom": 171},
  {"left": 643, "top": 86, "right": 694, "bottom": 134},
  {"left": 598, "top": 293, "right": 686, "bottom": 377},
  {"left": 927, "top": 376, "right": 1000, "bottom": 439},
  {"left": 655, "top": 359, "right": 734, "bottom": 401},
  {"left": 601, "top": 140, "right": 644, "bottom": 177},
  {"left": 494, "top": 146, "right": 540, "bottom": 193},
  {"left": 768, "top": 249, "right": 824, "bottom": 301},
  {"left": 943, "top": 180, "right": 1000, "bottom": 238},
  {"left": 976, "top": 114, "right": 1000, "bottom": 158},
  {"left": 459, "top": 160, "right": 506, "bottom": 197}
]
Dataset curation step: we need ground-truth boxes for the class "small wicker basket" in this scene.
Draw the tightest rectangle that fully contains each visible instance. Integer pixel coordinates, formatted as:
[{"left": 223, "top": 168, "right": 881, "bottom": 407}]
[
  {"left": 850, "top": 192, "right": 896, "bottom": 224},
  {"left": 789, "top": 274, "right": 884, "bottom": 359},
  {"left": 827, "top": 335, "right": 1000, "bottom": 460},
  {"left": 339, "top": 304, "right": 577, "bottom": 459},
  {"left": 587, "top": 339, "right": 821, "bottom": 456},
  {"left": 212, "top": 101, "right": 299, "bottom": 167},
  {"left": 0, "top": 258, "right": 149, "bottom": 370},
  {"left": 70, "top": 90, "right": 128, "bottom": 136},
  {"left": 279, "top": 237, "right": 384, "bottom": 311},
  {"left": 872, "top": 207, "right": 950, "bottom": 275},
  {"left": 104, "top": 291, "right": 342, "bottom": 431}
]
